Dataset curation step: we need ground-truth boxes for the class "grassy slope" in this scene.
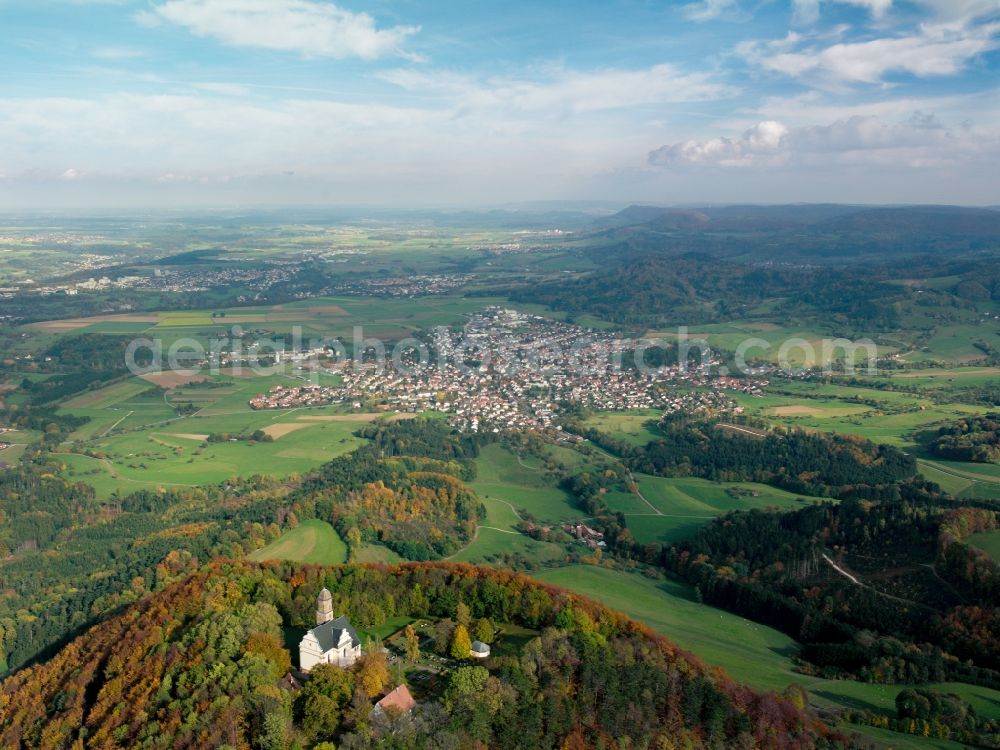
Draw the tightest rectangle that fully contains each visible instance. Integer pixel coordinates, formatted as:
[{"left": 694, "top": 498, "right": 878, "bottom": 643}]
[
  {"left": 248, "top": 519, "right": 347, "bottom": 565},
  {"left": 967, "top": 530, "right": 1000, "bottom": 560},
  {"left": 472, "top": 444, "right": 584, "bottom": 523},
  {"left": 621, "top": 475, "right": 815, "bottom": 545},
  {"left": 450, "top": 526, "right": 565, "bottom": 564}
]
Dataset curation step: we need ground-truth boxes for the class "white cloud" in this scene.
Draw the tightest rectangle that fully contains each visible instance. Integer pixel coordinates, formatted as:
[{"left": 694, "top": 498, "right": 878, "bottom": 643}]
[
  {"left": 914, "top": 1, "right": 1000, "bottom": 24},
  {"left": 720, "top": 90, "right": 981, "bottom": 132},
  {"left": 139, "top": 0, "right": 420, "bottom": 61},
  {"left": 792, "top": 0, "right": 893, "bottom": 24},
  {"left": 649, "top": 112, "right": 998, "bottom": 168},
  {"left": 742, "top": 17, "right": 1000, "bottom": 84},
  {"left": 378, "top": 64, "right": 734, "bottom": 117},
  {"left": 92, "top": 46, "right": 145, "bottom": 60},
  {"left": 682, "top": 0, "right": 897, "bottom": 24},
  {"left": 681, "top": 0, "right": 744, "bottom": 22},
  {"left": 0, "top": 92, "right": 647, "bottom": 188},
  {"left": 191, "top": 82, "right": 250, "bottom": 96},
  {"left": 649, "top": 121, "right": 790, "bottom": 167}
]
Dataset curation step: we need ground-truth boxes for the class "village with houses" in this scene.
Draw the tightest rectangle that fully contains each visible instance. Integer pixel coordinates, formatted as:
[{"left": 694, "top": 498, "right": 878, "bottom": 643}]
[{"left": 249, "top": 307, "right": 767, "bottom": 432}]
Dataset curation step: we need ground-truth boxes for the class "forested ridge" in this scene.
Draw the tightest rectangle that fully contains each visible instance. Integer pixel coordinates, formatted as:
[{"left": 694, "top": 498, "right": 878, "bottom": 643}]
[
  {"left": 0, "top": 560, "right": 846, "bottom": 750},
  {"left": 0, "top": 419, "right": 488, "bottom": 672},
  {"left": 503, "top": 254, "right": 908, "bottom": 329},
  {"left": 575, "top": 419, "right": 916, "bottom": 497},
  {"left": 664, "top": 494, "right": 1000, "bottom": 693}
]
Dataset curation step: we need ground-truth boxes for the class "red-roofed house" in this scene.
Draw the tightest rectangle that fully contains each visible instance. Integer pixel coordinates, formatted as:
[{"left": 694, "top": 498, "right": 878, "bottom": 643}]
[{"left": 373, "top": 684, "right": 417, "bottom": 719}]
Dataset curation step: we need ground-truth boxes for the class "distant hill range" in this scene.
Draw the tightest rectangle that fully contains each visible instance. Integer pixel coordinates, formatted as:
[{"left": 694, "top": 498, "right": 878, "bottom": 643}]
[
  {"left": 591, "top": 204, "right": 1000, "bottom": 259},
  {"left": 595, "top": 203, "right": 1000, "bottom": 236},
  {"left": 495, "top": 204, "right": 1000, "bottom": 328}
]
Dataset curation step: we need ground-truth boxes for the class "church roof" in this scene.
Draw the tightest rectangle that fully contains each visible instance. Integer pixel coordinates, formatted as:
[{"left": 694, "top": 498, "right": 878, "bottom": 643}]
[
  {"left": 308, "top": 615, "right": 361, "bottom": 652},
  {"left": 318, "top": 587, "right": 333, "bottom": 602}
]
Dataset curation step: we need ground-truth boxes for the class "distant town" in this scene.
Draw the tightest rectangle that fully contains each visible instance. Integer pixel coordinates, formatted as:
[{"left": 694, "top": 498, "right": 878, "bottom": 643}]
[{"left": 250, "top": 307, "right": 765, "bottom": 432}]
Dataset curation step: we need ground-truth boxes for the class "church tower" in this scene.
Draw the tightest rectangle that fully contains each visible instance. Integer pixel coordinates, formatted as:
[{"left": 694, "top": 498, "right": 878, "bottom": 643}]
[{"left": 316, "top": 587, "right": 334, "bottom": 625}]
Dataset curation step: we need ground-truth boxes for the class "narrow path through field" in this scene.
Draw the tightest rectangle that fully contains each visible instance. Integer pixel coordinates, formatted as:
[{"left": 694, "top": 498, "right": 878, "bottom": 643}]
[
  {"left": 716, "top": 423, "right": 770, "bottom": 439},
  {"left": 589, "top": 443, "right": 664, "bottom": 516},
  {"left": 622, "top": 512, "right": 716, "bottom": 518},
  {"left": 99, "top": 411, "right": 133, "bottom": 438},
  {"left": 488, "top": 497, "right": 524, "bottom": 521},
  {"left": 51, "top": 451, "right": 200, "bottom": 489},
  {"left": 515, "top": 454, "right": 542, "bottom": 471},
  {"left": 444, "top": 524, "right": 524, "bottom": 561},
  {"left": 920, "top": 458, "right": 1000, "bottom": 485}
]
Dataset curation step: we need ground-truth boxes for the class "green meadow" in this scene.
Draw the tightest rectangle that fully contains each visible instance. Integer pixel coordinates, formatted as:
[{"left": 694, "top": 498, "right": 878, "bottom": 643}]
[
  {"left": 730, "top": 389, "right": 988, "bottom": 450},
  {"left": 967, "top": 530, "right": 1000, "bottom": 561},
  {"left": 472, "top": 443, "right": 584, "bottom": 523},
  {"left": 904, "top": 323, "right": 1000, "bottom": 364},
  {"left": 917, "top": 458, "right": 1000, "bottom": 500},
  {"left": 54, "top": 392, "right": 373, "bottom": 498},
  {"left": 582, "top": 409, "right": 662, "bottom": 446},
  {"left": 616, "top": 475, "right": 814, "bottom": 545},
  {"left": 449, "top": 526, "right": 566, "bottom": 565},
  {"left": 352, "top": 544, "right": 405, "bottom": 564},
  {"left": 248, "top": 519, "right": 348, "bottom": 565}
]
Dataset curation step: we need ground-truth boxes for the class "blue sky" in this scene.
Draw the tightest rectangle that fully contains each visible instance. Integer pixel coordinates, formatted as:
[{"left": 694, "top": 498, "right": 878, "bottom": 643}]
[{"left": 1, "top": 0, "right": 998, "bottom": 208}]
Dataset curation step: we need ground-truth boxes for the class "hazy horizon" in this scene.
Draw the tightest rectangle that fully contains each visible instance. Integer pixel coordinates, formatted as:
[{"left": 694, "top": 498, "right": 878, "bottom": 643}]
[
  {"left": 1, "top": 200, "right": 999, "bottom": 220},
  {"left": 2, "top": 0, "right": 999, "bottom": 208}
]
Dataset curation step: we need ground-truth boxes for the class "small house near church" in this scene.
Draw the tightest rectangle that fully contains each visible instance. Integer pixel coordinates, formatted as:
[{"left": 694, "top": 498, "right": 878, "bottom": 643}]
[
  {"left": 299, "top": 588, "right": 362, "bottom": 672},
  {"left": 373, "top": 684, "right": 416, "bottom": 719}
]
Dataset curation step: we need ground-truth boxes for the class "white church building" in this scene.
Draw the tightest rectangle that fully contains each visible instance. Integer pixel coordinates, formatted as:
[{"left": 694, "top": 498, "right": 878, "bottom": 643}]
[{"left": 299, "top": 588, "right": 363, "bottom": 673}]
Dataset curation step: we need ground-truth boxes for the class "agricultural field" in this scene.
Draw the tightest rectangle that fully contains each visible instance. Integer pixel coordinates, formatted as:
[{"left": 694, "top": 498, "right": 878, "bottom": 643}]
[
  {"left": 704, "top": 378, "right": 1000, "bottom": 501},
  {"left": 55, "top": 415, "right": 367, "bottom": 498},
  {"left": 248, "top": 519, "right": 347, "bottom": 565},
  {"left": 887, "top": 366, "right": 1000, "bottom": 390},
  {"left": 0, "top": 442, "right": 27, "bottom": 468},
  {"left": 20, "top": 293, "right": 577, "bottom": 347},
  {"left": 725, "top": 381, "right": 987, "bottom": 448},
  {"left": 904, "top": 323, "right": 1000, "bottom": 364},
  {"left": 51, "top": 373, "right": 384, "bottom": 497},
  {"left": 40, "top": 360, "right": 441, "bottom": 496},
  {"left": 471, "top": 438, "right": 819, "bottom": 550}
]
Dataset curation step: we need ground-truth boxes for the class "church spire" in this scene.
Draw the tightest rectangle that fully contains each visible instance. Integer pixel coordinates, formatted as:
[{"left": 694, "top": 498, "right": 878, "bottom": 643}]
[{"left": 316, "top": 587, "right": 334, "bottom": 625}]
